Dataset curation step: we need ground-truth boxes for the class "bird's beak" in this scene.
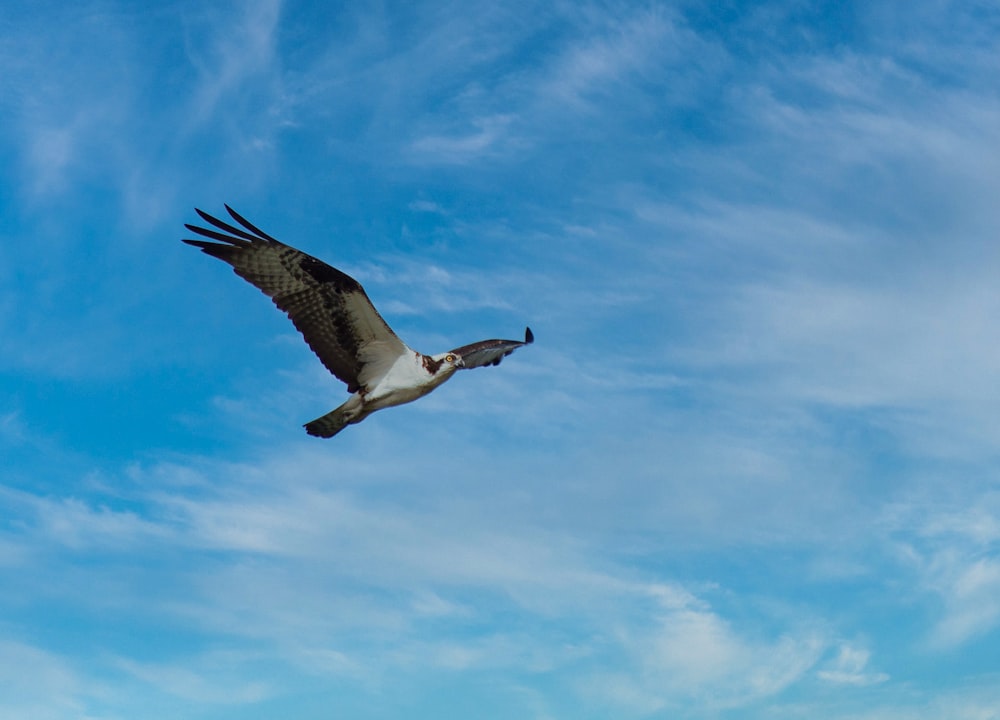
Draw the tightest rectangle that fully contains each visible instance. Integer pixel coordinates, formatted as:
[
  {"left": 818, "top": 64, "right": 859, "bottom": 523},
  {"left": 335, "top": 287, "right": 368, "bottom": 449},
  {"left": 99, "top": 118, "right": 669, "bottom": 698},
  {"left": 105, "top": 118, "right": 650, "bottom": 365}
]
[{"left": 456, "top": 357, "right": 465, "bottom": 368}]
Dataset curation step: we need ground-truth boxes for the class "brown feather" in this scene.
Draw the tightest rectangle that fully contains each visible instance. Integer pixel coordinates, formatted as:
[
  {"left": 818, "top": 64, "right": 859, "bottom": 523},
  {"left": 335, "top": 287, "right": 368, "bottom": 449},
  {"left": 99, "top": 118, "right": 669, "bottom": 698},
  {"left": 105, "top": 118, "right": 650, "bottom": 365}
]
[
  {"left": 449, "top": 327, "right": 534, "bottom": 370},
  {"left": 182, "top": 207, "right": 405, "bottom": 391}
]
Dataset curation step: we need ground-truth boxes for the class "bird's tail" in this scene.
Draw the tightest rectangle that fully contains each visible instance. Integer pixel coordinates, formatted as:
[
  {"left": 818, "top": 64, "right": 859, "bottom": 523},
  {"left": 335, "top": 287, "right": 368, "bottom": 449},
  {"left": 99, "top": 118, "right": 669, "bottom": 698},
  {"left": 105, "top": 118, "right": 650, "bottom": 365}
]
[{"left": 304, "top": 396, "right": 364, "bottom": 438}]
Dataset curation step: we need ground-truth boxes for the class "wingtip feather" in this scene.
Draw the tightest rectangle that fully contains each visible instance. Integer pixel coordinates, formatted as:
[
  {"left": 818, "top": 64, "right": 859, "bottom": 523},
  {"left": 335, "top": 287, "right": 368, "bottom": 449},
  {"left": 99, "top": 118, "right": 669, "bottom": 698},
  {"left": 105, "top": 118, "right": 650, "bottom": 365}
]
[
  {"left": 225, "top": 204, "right": 281, "bottom": 243},
  {"left": 525, "top": 327, "right": 534, "bottom": 344}
]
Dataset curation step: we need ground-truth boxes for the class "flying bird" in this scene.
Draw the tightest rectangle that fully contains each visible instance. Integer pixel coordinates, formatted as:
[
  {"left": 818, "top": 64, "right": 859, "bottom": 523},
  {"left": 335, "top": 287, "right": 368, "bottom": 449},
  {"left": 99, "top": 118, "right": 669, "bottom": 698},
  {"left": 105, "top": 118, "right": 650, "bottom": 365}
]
[{"left": 182, "top": 205, "right": 534, "bottom": 438}]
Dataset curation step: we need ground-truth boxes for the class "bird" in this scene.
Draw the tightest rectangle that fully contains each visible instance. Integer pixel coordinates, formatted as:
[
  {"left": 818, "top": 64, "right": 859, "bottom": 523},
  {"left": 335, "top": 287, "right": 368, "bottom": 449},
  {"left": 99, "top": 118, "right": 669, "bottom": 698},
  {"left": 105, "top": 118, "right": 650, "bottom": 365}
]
[{"left": 182, "top": 205, "right": 534, "bottom": 438}]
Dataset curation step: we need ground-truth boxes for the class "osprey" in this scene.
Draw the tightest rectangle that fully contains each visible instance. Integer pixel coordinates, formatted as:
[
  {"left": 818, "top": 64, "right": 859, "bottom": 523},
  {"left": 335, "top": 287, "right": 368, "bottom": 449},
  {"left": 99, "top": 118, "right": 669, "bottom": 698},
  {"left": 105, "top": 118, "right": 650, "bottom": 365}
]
[{"left": 182, "top": 205, "right": 534, "bottom": 438}]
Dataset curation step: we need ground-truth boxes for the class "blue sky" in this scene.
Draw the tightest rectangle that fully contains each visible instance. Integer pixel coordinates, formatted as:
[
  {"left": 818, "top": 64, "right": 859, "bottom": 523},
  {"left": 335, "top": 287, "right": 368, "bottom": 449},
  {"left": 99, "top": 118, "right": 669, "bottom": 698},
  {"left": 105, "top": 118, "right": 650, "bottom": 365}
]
[{"left": 2, "top": 0, "right": 999, "bottom": 717}]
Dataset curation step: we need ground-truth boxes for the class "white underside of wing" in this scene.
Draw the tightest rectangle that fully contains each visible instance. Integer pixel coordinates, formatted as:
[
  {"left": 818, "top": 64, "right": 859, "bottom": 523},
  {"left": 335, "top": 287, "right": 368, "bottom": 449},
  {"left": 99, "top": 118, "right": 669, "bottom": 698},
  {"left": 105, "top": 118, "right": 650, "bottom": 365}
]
[
  {"left": 342, "top": 291, "right": 406, "bottom": 351},
  {"left": 357, "top": 340, "right": 412, "bottom": 389}
]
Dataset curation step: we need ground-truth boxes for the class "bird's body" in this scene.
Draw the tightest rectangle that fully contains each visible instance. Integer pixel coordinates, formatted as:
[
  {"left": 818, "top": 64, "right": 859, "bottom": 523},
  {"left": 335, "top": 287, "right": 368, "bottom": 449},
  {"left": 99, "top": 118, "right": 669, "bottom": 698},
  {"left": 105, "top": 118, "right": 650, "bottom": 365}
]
[
  {"left": 306, "top": 348, "right": 460, "bottom": 437},
  {"left": 182, "top": 206, "right": 533, "bottom": 437}
]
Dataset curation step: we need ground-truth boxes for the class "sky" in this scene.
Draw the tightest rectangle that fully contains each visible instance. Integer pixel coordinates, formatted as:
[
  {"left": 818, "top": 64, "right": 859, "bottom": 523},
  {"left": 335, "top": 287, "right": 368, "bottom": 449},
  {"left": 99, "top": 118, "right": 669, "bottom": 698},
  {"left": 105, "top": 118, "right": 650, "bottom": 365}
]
[{"left": 1, "top": 0, "right": 999, "bottom": 718}]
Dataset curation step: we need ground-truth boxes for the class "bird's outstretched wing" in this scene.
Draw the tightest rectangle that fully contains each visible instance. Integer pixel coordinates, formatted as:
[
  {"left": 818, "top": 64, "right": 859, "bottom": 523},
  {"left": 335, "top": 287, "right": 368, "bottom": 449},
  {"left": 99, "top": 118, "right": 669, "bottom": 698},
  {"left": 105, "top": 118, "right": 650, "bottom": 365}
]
[
  {"left": 182, "top": 205, "right": 406, "bottom": 393},
  {"left": 450, "top": 327, "right": 534, "bottom": 369}
]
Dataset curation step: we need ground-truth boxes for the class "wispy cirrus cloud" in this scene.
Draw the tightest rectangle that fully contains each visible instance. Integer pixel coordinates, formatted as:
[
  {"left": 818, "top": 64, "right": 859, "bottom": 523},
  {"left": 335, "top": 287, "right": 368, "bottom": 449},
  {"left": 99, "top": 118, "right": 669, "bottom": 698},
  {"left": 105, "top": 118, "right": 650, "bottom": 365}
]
[
  {"left": 886, "top": 490, "right": 1000, "bottom": 650},
  {"left": 817, "top": 642, "right": 889, "bottom": 686},
  {"left": 181, "top": 0, "right": 284, "bottom": 126},
  {"left": 540, "top": 4, "right": 703, "bottom": 109},
  {"left": 115, "top": 651, "right": 274, "bottom": 705},
  {"left": 0, "top": 641, "right": 92, "bottom": 720},
  {"left": 0, "top": 445, "right": 837, "bottom": 715},
  {"left": 408, "top": 113, "right": 519, "bottom": 164},
  {"left": 591, "top": 585, "right": 826, "bottom": 713}
]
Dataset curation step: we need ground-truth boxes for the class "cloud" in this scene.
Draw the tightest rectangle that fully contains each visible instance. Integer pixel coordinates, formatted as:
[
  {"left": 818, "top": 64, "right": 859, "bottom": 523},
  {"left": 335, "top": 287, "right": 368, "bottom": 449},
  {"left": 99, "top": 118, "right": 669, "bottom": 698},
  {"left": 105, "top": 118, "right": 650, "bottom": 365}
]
[
  {"left": 407, "top": 199, "right": 447, "bottom": 214},
  {"left": 3, "top": 485, "right": 170, "bottom": 553},
  {"left": 540, "top": 5, "right": 696, "bottom": 108},
  {"left": 589, "top": 585, "right": 826, "bottom": 712},
  {"left": 0, "top": 411, "right": 27, "bottom": 445},
  {"left": 182, "top": 0, "right": 284, "bottom": 126},
  {"left": 767, "top": 677, "right": 1000, "bottom": 720},
  {"left": 817, "top": 642, "right": 889, "bottom": 686},
  {"left": 116, "top": 651, "right": 273, "bottom": 704},
  {"left": 0, "top": 443, "right": 839, "bottom": 715},
  {"left": 931, "top": 557, "right": 1000, "bottom": 648},
  {"left": 344, "top": 255, "right": 525, "bottom": 317},
  {"left": 0, "top": 641, "right": 92, "bottom": 720},
  {"left": 409, "top": 114, "right": 519, "bottom": 164},
  {"left": 916, "top": 542, "right": 1000, "bottom": 650},
  {"left": 884, "top": 491, "right": 1000, "bottom": 649},
  {"left": 613, "top": 42, "right": 1000, "bottom": 466}
]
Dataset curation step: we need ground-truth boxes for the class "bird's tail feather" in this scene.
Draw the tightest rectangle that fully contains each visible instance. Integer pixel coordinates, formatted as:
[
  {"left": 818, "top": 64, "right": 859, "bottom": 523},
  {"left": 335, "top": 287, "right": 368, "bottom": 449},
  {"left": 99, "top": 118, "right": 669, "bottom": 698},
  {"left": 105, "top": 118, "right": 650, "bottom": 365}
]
[
  {"left": 304, "top": 408, "right": 351, "bottom": 438},
  {"left": 304, "top": 396, "right": 365, "bottom": 438}
]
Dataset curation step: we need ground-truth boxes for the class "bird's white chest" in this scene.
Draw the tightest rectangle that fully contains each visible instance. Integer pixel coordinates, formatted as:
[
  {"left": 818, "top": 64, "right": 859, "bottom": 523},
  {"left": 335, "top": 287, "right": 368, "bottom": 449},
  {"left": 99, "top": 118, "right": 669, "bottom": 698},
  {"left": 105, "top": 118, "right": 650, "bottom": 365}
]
[{"left": 365, "top": 351, "right": 451, "bottom": 409}]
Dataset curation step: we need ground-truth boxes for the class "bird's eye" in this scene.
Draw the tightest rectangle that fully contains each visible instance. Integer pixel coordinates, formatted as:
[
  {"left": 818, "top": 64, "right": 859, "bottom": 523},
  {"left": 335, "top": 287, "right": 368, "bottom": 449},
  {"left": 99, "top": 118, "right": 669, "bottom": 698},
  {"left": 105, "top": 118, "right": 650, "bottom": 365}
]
[{"left": 446, "top": 354, "right": 456, "bottom": 363}]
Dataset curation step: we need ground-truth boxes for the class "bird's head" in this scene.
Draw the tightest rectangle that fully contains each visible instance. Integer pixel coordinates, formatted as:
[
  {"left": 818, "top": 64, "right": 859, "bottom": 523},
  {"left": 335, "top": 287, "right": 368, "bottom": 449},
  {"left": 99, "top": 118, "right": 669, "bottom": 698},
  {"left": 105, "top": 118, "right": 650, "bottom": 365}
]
[
  {"left": 427, "top": 351, "right": 464, "bottom": 374},
  {"left": 422, "top": 351, "right": 465, "bottom": 378}
]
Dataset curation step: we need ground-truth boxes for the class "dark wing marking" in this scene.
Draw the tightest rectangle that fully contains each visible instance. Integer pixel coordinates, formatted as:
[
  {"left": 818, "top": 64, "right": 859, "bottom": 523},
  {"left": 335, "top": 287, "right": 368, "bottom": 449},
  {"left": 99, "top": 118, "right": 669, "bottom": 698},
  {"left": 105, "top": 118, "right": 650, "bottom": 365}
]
[
  {"left": 182, "top": 205, "right": 406, "bottom": 392},
  {"left": 450, "top": 327, "right": 534, "bottom": 369}
]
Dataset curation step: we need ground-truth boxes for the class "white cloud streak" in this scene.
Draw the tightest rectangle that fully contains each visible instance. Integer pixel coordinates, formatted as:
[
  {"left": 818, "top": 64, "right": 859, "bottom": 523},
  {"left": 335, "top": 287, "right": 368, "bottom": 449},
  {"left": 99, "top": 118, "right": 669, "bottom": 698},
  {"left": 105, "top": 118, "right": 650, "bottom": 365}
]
[
  {"left": 0, "top": 641, "right": 93, "bottom": 720},
  {"left": 0, "top": 445, "right": 836, "bottom": 715},
  {"left": 599, "top": 587, "right": 826, "bottom": 711},
  {"left": 817, "top": 642, "right": 889, "bottom": 686}
]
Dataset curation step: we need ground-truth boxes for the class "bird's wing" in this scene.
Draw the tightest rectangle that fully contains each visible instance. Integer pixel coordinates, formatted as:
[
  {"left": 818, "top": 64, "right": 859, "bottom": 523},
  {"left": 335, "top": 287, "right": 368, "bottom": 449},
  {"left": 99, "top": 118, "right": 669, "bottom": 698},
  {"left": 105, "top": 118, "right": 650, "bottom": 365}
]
[
  {"left": 182, "top": 205, "right": 407, "bottom": 393},
  {"left": 450, "top": 327, "right": 534, "bottom": 369}
]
